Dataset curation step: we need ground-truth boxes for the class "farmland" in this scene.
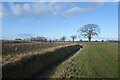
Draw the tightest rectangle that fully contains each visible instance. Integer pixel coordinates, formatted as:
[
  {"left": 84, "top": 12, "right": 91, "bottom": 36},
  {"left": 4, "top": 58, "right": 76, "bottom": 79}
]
[
  {"left": 2, "top": 40, "right": 80, "bottom": 78},
  {"left": 1, "top": 41, "right": 118, "bottom": 79},
  {"left": 37, "top": 42, "right": 118, "bottom": 78},
  {"left": 2, "top": 40, "right": 72, "bottom": 63}
]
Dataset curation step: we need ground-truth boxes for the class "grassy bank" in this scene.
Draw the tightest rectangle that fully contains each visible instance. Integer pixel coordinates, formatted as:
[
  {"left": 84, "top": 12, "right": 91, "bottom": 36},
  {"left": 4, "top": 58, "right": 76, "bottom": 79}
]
[
  {"left": 2, "top": 41, "right": 72, "bottom": 62},
  {"left": 2, "top": 40, "right": 69, "bottom": 56},
  {"left": 43, "top": 42, "right": 118, "bottom": 78},
  {"left": 2, "top": 43, "right": 80, "bottom": 78}
]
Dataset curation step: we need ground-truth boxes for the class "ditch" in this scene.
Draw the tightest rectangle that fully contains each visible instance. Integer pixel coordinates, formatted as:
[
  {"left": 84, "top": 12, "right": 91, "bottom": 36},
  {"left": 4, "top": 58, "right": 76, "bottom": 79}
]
[{"left": 34, "top": 45, "right": 83, "bottom": 80}]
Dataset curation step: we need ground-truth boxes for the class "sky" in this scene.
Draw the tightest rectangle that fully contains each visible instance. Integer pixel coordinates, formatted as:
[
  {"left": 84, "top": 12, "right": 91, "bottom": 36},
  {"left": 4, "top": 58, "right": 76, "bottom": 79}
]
[{"left": 0, "top": 1, "right": 118, "bottom": 41}]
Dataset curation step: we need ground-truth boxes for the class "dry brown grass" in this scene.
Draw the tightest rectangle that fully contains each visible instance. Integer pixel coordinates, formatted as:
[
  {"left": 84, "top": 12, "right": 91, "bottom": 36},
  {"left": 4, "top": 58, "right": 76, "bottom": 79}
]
[
  {"left": 2, "top": 43, "right": 80, "bottom": 78},
  {"left": 2, "top": 40, "right": 68, "bottom": 56}
]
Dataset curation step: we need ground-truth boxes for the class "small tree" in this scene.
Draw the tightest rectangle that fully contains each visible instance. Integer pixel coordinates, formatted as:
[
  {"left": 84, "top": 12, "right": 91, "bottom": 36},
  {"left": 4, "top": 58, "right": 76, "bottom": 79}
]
[
  {"left": 60, "top": 36, "right": 66, "bottom": 42},
  {"left": 71, "top": 35, "right": 77, "bottom": 42},
  {"left": 78, "top": 24, "right": 100, "bottom": 42},
  {"left": 80, "top": 39, "right": 82, "bottom": 42},
  {"left": 101, "top": 40, "right": 104, "bottom": 42},
  {"left": 95, "top": 40, "right": 98, "bottom": 42},
  {"left": 15, "top": 38, "right": 22, "bottom": 40}
]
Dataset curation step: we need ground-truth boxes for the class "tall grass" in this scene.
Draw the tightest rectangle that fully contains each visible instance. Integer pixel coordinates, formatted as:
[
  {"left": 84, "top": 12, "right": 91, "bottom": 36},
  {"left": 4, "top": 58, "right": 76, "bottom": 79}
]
[
  {"left": 2, "top": 40, "right": 67, "bottom": 55},
  {"left": 2, "top": 44, "right": 80, "bottom": 78}
]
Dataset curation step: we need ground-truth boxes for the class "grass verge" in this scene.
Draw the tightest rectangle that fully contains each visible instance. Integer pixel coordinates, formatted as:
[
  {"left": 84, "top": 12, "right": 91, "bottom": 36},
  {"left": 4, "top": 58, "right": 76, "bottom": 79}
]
[
  {"left": 43, "top": 42, "right": 118, "bottom": 78},
  {"left": 2, "top": 43, "right": 80, "bottom": 78}
]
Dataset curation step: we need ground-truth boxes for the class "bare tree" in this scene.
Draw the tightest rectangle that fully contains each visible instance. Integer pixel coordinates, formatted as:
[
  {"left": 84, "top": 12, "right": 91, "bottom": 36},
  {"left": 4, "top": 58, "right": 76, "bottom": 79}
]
[
  {"left": 60, "top": 36, "right": 66, "bottom": 42},
  {"left": 78, "top": 24, "right": 100, "bottom": 42},
  {"left": 31, "top": 36, "right": 47, "bottom": 42},
  {"left": 71, "top": 35, "right": 77, "bottom": 42},
  {"left": 80, "top": 39, "right": 82, "bottom": 42}
]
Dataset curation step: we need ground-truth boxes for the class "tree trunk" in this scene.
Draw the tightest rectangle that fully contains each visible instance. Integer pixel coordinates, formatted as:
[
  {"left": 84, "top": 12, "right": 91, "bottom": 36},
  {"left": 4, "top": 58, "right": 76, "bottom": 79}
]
[
  {"left": 73, "top": 39, "right": 74, "bottom": 42},
  {"left": 88, "top": 36, "right": 91, "bottom": 42}
]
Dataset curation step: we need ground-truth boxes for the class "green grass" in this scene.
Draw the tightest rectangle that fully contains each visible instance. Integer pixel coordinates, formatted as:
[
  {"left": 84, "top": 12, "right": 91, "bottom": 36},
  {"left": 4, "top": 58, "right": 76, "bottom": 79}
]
[{"left": 44, "top": 42, "right": 118, "bottom": 78}]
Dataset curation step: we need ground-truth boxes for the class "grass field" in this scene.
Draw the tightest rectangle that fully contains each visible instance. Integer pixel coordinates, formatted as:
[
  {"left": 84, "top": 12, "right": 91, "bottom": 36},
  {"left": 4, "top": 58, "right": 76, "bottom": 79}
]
[
  {"left": 41, "top": 42, "right": 118, "bottom": 78},
  {"left": 2, "top": 41, "right": 118, "bottom": 78},
  {"left": 2, "top": 41, "right": 80, "bottom": 78},
  {"left": 2, "top": 40, "right": 68, "bottom": 56},
  {"left": 2, "top": 40, "right": 72, "bottom": 63}
]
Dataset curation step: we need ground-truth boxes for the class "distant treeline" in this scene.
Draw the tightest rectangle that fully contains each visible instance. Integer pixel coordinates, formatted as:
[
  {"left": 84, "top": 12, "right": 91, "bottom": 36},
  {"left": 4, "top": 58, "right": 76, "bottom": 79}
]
[
  {"left": 15, "top": 36, "right": 118, "bottom": 42},
  {"left": 16, "top": 36, "right": 57, "bottom": 43}
]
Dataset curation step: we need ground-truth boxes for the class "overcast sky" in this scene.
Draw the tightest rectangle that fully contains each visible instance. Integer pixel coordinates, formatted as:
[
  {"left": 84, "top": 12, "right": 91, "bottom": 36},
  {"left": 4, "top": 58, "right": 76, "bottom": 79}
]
[{"left": 1, "top": 1, "right": 118, "bottom": 41}]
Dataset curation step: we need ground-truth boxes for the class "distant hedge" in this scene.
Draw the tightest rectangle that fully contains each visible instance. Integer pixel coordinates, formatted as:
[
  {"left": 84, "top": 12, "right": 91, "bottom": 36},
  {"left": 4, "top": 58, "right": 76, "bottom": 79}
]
[
  {"left": 2, "top": 40, "right": 65, "bottom": 55},
  {"left": 2, "top": 44, "right": 80, "bottom": 79}
]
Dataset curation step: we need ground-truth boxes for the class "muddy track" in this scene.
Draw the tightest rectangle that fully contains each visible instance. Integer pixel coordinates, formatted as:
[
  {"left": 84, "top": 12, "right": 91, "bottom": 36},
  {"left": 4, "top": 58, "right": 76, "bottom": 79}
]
[{"left": 33, "top": 47, "right": 82, "bottom": 80}]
